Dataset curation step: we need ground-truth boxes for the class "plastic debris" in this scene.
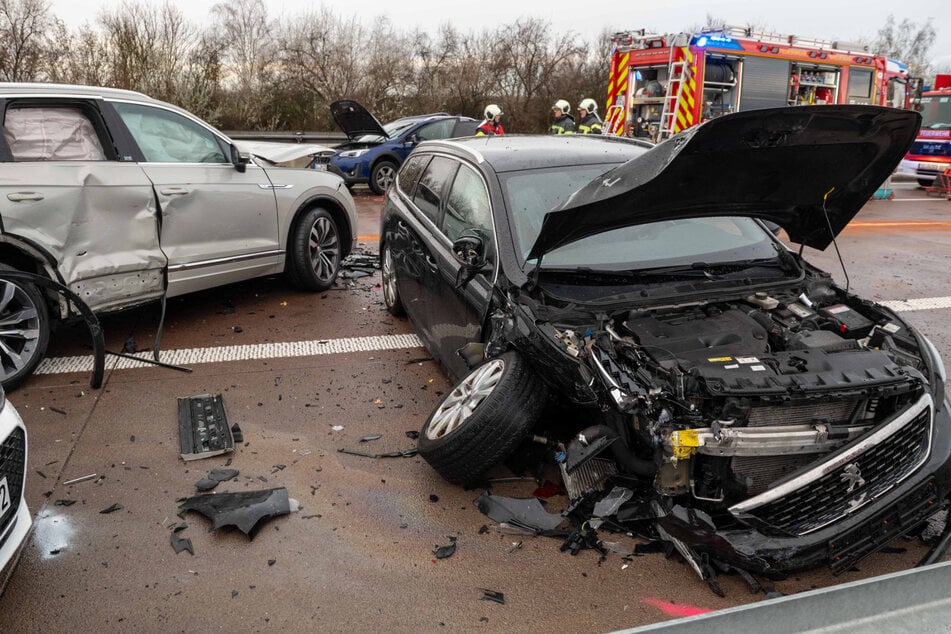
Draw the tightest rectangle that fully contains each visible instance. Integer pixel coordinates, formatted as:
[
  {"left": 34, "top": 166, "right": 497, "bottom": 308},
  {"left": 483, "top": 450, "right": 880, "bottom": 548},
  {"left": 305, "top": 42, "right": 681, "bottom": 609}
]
[
  {"left": 592, "top": 486, "right": 634, "bottom": 518},
  {"left": 63, "top": 473, "right": 97, "bottom": 485},
  {"left": 170, "top": 523, "right": 193, "bottom": 555},
  {"left": 434, "top": 537, "right": 457, "bottom": 559},
  {"left": 54, "top": 499, "right": 77, "bottom": 507},
  {"left": 474, "top": 493, "right": 564, "bottom": 532},
  {"left": 99, "top": 503, "right": 124, "bottom": 514},
  {"left": 480, "top": 589, "right": 505, "bottom": 605},
  {"left": 195, "top": 468, "right": 240, "bottom": 492},
  {"left": 178, "top": 487, "right": 294, "bottom": 539},
  {"left": 337, "top": 447, "right": 418, "bottom": 459},
  {"left": 360, "top": 434, "right": 382, "bottom": 443}
]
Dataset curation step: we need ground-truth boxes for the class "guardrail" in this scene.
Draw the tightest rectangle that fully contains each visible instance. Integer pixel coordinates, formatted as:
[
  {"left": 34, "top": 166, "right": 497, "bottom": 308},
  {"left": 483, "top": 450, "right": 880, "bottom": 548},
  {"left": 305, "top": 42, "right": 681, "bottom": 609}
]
[{"left": 224, "top": 130, "right": 347, "bottom": 145}]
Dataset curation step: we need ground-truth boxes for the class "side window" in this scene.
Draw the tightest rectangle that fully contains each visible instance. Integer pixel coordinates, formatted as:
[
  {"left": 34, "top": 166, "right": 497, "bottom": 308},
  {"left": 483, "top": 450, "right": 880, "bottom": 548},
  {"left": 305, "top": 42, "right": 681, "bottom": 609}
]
[
  {"left": 443, "top": 165, "right": 493, "bottom": 251},
  {"left": 397, "top": 154, "right": 430, "bottom": 196},
  {"left": 112, "top": 102, "right": 227, "bottom": 164},
  {"left": 415, "top": 119, "right": 455, "bottom": 142},
  {"left": 3, "top": 106, "right": 106, "bottom": 161},
  {"left": 412, "top": 156, "right": 458, "bottom": 224}
]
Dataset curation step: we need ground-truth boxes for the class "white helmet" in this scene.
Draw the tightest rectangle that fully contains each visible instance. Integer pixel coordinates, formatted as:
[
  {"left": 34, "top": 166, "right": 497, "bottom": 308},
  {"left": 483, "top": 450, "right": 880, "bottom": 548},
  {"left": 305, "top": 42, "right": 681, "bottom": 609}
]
[
  {"left": 579, "top": 98, "right": 597, "bottom": 113},
  {"left": 484, "top": 104, "right": 502, "bottom": 119},
  {"left": 553, "top": 99, "right": 570, "bottom": 112}
]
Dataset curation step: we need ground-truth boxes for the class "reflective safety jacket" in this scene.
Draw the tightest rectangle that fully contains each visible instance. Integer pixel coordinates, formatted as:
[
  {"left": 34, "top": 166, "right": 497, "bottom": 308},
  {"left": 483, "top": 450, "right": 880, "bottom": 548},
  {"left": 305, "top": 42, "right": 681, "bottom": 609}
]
[
  {"left": 550, "top": 113, "right": 576, "bottom": 134},
  {"left": 476, "top": 120, "right": 505, "bottom": 136},
  {"left": 577, "top": 112, "right": 603, "bottom": 134}
]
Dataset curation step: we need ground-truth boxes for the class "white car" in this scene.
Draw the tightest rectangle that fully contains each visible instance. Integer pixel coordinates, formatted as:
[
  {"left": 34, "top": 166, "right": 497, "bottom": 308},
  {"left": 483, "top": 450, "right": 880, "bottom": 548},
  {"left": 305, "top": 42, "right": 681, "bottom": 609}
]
[{"left": 0, "top": 387, "right": 29, "bottom": 592}]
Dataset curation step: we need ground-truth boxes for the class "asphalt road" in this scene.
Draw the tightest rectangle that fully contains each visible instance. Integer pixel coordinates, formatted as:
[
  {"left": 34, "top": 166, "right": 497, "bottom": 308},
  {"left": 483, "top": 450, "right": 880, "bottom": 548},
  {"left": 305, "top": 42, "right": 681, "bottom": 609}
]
[{"left": 0, "top": 182, "right": 949, "bottom": 632}]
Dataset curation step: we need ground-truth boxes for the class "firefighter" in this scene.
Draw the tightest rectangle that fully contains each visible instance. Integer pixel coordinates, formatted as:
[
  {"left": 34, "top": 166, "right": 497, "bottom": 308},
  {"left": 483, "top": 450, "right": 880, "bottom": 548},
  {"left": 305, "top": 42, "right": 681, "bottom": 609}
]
[
  {"left": 476, "top": 104, "right": 505, "bottom": 136},
  {"left": 550, "top": 99, "right": 575, "bottom": 134},
  {"left": 576, "top": 98, "right": 603, "bottom": 134}
]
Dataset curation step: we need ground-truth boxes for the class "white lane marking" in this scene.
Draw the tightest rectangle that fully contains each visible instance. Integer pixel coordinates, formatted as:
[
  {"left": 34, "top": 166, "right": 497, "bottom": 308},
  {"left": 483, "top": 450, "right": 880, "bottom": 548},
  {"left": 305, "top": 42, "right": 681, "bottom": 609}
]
[
  {"left": 35, "top": 333, "right": 425, "bottom": 375},
  {"left": 31, "top": 295, "right": 951, "bottom": 376}
]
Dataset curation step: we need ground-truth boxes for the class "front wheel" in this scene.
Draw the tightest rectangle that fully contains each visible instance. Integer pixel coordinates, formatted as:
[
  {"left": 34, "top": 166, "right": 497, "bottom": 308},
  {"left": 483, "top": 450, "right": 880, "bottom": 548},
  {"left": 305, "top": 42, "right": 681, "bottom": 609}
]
[
  {"left": 418, "top": 351, "right": 548, "bottom": 485},
  {"left": 0, "top": 266, "right": 50, "bottom": 391},
  {"left": 287, "top": 207, "right": 342, "bottom": 291},
  {"left": 369, "top": 160, "right": 397, "bottom": 195}
]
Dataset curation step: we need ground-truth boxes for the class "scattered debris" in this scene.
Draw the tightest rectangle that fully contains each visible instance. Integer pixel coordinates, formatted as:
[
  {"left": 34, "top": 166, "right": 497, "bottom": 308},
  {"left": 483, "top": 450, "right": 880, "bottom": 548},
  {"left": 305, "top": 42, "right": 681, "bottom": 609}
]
[
  {"left": 49, "top": 407, "right": 67, "bottom": 416},
  {"left": 63, "top": 473, "right": 97, "bottom": 485},
  {"left": 178, "top": 487, "right": 296, "bottom": 539},
  {"left": 434, "top": 537, "right": 457, "bottom": 559},
  {"left": 506, "top": 541, "right": 523, "bottom": 554},
  {"left": 268, "top": 559, "right": 276, "bottom": 566},
  {"left": 330, "top": 425, "right": 345, "bottom": 432},
  {"left": 178, "top": 394, "right": 234, "bottom": 461},
  {"left": 271, "top": 464, "right": 286, "bottom": 474},
  {"left": 337, "top": 447, "right": 418, "bottom": 459},
  {"left": 54, "top": 499, "right": 77, "bottom": 507},
  {"left": 405, "top": 430, "right": 420, "bottom": 440},
  {"left": 474, "top": 493, "right": 564, "bottom": 532},
  {"left": 35, "top": 470, "right": 46, "bottom": 479},
  {"left": 170, "top": 523, "right": 193, "bottom": 555},
  {"left": 429, "top": 494, "right": 439, "bottom": 503},
  {"left": 122, "top": 336, "right": 137, "bottom": 354},
  {"left": 480, "top": 589, "right": 505, "bottom": 605},
  {"left": 230, "top": 423, "right": 243, "bottom": 444},
  {"left": 99, "top": 503, "right": 124, "bottom": 514},
  {"left": 195, "top": 468, "right": 240, "bottom": 492},
  {"left": 359, "top": 434, "right": 382, "bottom": 443}
]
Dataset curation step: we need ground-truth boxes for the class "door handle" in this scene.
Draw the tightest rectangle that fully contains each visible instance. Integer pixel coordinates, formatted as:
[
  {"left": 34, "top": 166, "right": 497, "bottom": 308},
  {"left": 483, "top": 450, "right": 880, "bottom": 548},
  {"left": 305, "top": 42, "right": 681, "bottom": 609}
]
[
  {"left": 425, "top": 255, "right": 438, "bottom": 271},
  {"left": 6, "top": 192, "right": 44, "bottom": 202},
  {"left": 160, "top": 187, "right": 190, "bottom": 196}
]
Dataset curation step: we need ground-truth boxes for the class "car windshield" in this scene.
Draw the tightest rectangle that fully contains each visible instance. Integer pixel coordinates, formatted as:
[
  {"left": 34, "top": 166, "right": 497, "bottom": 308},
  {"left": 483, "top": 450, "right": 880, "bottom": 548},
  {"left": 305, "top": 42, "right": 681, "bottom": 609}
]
[{"left": 500, "top": 164, "right": 783, "bottom": 272}]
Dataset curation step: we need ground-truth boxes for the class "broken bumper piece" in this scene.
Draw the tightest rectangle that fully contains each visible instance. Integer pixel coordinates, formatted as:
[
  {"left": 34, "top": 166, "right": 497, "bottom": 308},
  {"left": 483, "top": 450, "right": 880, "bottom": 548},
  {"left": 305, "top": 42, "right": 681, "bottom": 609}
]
[{"left": 178, "top": 487, "right": 294, "bottom": 539}]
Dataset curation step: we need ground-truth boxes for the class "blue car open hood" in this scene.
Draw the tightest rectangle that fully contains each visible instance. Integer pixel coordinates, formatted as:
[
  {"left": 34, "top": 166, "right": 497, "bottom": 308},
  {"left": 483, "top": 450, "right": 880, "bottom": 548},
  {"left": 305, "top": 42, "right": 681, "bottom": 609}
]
[{"left": 527, "top": 106, "right": 920, "bottom": 260}]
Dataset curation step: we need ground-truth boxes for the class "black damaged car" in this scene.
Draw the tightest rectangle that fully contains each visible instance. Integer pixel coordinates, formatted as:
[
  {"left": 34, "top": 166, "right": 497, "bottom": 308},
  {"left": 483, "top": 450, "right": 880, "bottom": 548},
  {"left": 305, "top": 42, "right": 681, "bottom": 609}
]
[{"left": 379, "top": 106, "right": 951, "bottom": 581}]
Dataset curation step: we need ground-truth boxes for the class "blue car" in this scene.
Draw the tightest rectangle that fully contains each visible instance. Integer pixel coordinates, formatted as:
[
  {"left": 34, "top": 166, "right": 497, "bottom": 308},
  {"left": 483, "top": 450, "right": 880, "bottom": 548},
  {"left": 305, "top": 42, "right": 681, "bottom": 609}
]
[{"left": 316, "top": 100, "right": 478, "bottom": 194}]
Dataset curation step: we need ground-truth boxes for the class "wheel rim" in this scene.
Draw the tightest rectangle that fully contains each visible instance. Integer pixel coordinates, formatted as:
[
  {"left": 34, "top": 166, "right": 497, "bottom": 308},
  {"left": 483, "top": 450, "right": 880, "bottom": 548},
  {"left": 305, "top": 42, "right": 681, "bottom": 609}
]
[
  {"left": 0, "top": 280, "right": 41, "bottom": 380},
  {"left": 308, "top": 216, "right": 340, "bottom": 283},
  {"left": 375, "top": 164, "right": 395, "bottom": 191},
  {"left": 426, "top": 359, "right": 505, "bottom": 440},
  {"left": 382, "top": 246, "right": 398, "bottom": 308}
]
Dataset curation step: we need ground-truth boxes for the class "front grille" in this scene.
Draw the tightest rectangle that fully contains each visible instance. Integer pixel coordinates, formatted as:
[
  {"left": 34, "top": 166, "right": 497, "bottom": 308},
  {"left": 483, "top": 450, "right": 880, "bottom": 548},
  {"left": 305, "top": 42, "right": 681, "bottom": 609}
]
[
  {"left": 732, "top": 454, "right": 820, "bottom": 496},
  {"left": 734, "top": 400, "right": 931, "bottom": 535},
  {"left": 0, "top": 427, "right": 26, "bottom": 536},
  {"left": 747, "top": 399, "right": 859, "bottom": 427}
]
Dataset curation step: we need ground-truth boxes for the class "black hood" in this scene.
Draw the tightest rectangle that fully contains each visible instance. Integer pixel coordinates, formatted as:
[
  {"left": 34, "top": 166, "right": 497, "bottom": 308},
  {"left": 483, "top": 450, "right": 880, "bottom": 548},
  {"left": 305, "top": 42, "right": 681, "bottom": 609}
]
[
  {"left": 330, "top": 99, "right": 387, "bottom": 140},
  {"left": 528, "top": 106, "right": 920, "bottom": 260}
]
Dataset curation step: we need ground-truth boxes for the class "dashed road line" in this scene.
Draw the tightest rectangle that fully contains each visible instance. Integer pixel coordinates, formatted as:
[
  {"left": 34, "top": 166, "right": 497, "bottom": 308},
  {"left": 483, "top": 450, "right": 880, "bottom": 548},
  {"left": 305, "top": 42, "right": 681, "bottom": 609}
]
[{"left": 32, "top": 296, "right": 951, "bottom": 376}]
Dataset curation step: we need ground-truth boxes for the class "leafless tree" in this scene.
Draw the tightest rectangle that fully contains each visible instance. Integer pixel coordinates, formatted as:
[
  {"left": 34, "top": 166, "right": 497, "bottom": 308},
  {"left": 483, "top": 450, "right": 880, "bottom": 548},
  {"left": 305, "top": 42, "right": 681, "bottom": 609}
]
[
  {"left": 873, "top": 15, "right": 937, "bottom": 79},
  {"left": 0, "top": 0, "right": 55, "bottom": 80}
]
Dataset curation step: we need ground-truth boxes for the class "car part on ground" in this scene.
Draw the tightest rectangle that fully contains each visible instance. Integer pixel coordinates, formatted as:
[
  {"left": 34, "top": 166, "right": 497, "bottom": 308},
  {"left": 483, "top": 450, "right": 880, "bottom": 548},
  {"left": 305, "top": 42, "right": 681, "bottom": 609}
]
[
  {"left": 0, "top": 82, "right": 358, "bottom": 390},
  {"left": 384, "top": 106, "right": 951, "bottom": 588},
  {"left": 417, "top": 352, "right": 548, "bottom": 485},
  {"left": 178, "top": 487, "right": 297, "bottom": 539},
  {"left": 178, "top": 394, "right": 234, "bottom": 461}
]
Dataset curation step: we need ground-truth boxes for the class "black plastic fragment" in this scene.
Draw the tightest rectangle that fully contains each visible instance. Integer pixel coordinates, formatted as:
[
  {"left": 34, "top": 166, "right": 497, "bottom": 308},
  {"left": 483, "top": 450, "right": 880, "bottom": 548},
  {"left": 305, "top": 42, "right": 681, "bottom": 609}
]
[
  {"left": 54, "top": 499, "right": 77, "bottom": 507},
  {"left": 337, "top": 447, "right": 418, "bottom": 459},
  {"left": 474, "top": 493, "right": 564, "bottom": 532},
  {"left": 404, "top": 430, "right": 419, "bottom": 440},
  {"left": 480, "top": 589, "right": 505, "bottom": 605},
  {"left": 100, "top": 503, "right": 124, "bottom": 514},
  {"left": 434, "top": 537, "right": 457, "bottom": 559},
  {"left": 196, "top": 468, "right": 240, "bottom": 491},
  {"left": 360, "top": 434, "right": 382, "bottom": 443},
  {"left": 170, "top": 523, "right": 193, "bottom": 555},
  {"left": 231, "top": 423, "right": 243, "bottom": 443},
  {"left": 178, "top": 487, "right": 292, "bottom": 539}
]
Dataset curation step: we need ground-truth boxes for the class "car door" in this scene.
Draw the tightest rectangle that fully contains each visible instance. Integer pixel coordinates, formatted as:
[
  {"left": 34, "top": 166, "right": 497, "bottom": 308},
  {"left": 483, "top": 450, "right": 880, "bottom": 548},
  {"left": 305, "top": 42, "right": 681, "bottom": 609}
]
[
  {"left": 107, "top": 100, "right": 281, "bottom": 297},
  {"left": 424, "top": 162, "right": 496, "bottom": 380},
  {"left": 0, "top": 98, "right": 166, "bottom": 313}
]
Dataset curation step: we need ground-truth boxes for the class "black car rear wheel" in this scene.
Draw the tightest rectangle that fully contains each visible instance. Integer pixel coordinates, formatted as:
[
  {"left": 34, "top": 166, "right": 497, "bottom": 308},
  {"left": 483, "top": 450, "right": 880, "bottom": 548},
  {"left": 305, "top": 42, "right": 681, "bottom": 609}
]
[
  {"left": 381, "top": 244, "right": 405, "bottom": 316},
  {"left": 369, "top": 160, "right": 397, "bottom": 195},
  {"left": 418, "top": 351, "right": 547, "bottom": 485},
  {"left": 0, "top": 265, "right": 50, "bottom": 391},
  {"left": 287, "top": 207, "right": 341, "bottom": 291},
  {"left": 918, "top": 178, "right": 934, "bottom": 187}
]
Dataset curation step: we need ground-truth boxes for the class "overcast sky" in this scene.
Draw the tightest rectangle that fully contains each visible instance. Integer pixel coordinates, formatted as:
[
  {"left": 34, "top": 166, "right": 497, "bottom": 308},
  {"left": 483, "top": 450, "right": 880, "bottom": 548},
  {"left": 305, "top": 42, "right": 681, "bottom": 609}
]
[{"left": 51, "top": 0, "right": 951, "bottom": 68}]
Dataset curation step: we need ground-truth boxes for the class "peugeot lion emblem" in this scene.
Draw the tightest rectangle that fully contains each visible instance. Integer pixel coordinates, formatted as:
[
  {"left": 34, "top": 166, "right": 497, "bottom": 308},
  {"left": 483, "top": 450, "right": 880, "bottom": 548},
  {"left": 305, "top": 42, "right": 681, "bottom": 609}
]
[{"left": 840, "top": 463, "right": 865, "bottom": 493}]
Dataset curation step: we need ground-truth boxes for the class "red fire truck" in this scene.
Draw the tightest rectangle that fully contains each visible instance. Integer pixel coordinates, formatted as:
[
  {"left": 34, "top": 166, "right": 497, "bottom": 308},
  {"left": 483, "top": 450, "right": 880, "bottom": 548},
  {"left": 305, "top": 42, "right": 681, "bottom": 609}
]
[
  {"left": 897, "top": 75, "right": 951, "bottom": 185},
  {"left": 605, "top": 25, "right": 907, "bottom": 142}
]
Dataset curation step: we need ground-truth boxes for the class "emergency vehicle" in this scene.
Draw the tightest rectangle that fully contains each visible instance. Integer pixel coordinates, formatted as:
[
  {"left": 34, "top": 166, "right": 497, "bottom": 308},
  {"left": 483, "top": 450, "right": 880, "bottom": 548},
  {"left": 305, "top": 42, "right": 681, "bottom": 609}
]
[
  {"left": 605, "top": 25, "right": 907, "bottom": 142},
  {"left": 898, "top": 75, "right": 951, "bottom": 185}
]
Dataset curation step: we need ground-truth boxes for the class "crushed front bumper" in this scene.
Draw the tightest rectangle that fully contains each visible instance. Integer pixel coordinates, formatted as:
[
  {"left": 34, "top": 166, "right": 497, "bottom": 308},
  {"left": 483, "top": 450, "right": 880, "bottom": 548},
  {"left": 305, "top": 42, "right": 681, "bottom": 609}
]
[{"left": 664, "top": 398, "right": 951, "bottom": 577}]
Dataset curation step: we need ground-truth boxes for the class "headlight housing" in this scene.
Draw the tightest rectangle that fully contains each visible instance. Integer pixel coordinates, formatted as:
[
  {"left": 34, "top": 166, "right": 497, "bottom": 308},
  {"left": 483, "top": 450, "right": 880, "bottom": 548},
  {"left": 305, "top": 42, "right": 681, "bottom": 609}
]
[{"left": 338, "top": 149, "right": 369, "bottom": 158}]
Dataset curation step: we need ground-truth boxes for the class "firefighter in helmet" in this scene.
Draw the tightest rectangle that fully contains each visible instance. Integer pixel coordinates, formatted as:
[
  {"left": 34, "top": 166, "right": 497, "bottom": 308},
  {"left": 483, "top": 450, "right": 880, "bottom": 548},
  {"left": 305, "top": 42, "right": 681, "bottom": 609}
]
[
  {"left": 476, "top": 104, "right": 505, "bottom": 136},
  {"left": 577, "top": 98, "right": 603, "bottom": 134},
  {"left": 550, "top": 99, "right": 576, "bottom": 134}
]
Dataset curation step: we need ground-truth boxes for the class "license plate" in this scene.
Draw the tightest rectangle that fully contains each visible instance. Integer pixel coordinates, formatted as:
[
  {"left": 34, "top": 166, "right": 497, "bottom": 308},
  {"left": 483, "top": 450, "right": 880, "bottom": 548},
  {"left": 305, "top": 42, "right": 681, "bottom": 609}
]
[{"left": 0, "top": 476, "right": 10, "bottom": 517}]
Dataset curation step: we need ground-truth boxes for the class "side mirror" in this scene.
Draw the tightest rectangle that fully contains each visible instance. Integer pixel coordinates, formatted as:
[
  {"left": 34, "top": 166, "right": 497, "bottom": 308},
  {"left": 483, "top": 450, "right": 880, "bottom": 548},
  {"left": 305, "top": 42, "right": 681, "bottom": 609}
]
[
  {"left": 452, "top": 235, "right": 486, "bottom": 269},
  {"left": 406, "top": 133, "right": 419, "bottom": 145},
  {"left": 230, "top": 143, "right": 249, "bottom": 173}
]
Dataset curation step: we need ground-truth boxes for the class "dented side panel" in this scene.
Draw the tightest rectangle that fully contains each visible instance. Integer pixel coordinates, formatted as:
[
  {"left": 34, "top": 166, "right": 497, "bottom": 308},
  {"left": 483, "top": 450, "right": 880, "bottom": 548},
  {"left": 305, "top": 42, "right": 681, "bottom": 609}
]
[{"left": 0, "top": 162, "right": 166, "bottom": 312}]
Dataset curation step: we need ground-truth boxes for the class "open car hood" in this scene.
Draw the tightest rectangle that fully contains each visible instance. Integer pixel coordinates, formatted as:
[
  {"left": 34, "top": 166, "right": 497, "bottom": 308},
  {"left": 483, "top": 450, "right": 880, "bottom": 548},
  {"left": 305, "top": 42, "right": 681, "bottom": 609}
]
[
  {"left": 330, "top": 99, "right": 387, "bottom": 141},
  {"left": 527, "top": 106, "right": 920, "bottom": 260}
]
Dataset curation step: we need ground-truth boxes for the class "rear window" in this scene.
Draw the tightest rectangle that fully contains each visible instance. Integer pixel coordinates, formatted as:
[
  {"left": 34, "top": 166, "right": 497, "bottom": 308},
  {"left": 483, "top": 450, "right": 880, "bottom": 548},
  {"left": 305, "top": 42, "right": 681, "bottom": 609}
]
[{"left": 3, "top": 106, "right": 106, "bottom": 161}]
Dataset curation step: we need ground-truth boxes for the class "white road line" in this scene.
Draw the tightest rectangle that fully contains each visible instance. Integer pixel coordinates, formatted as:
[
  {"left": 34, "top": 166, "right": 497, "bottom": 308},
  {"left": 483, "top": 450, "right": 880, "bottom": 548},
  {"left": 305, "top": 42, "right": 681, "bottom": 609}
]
[
  {"left": 35, "top": 333, "right": 425, "bottom": 375},
  {"left": 32, "top": 295, "right": 951, "bottom": 376}
]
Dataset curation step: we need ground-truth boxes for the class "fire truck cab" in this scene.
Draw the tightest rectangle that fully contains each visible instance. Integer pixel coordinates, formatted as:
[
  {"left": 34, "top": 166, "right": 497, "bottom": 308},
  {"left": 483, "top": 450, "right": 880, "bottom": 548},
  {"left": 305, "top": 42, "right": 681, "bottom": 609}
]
[
  {"left": 898, "top": 75, "right": 951, "bottom": 185},
  {"left": 605, "top": 25, "right": 903, "bottom": 142}
]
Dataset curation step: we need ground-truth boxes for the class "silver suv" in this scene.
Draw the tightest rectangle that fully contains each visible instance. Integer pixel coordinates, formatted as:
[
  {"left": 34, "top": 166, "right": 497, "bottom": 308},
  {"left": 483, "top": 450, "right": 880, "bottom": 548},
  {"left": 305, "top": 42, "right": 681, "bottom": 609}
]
[{"left": 0, "top": 83, "right": 358, "bottom": 389}]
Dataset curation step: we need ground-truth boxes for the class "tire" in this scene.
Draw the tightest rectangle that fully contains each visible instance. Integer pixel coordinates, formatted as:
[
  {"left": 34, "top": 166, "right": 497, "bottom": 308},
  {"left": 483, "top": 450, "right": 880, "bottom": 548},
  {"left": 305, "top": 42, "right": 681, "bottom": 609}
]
[
  {"left": 287, "top": 207, "right": 342, "bottom": 291},
  {"left": 418, "top": 351, "right": 548, "bottom": 485},
  {"left": 369, "top": 160, "right": 397, "bottom": 195},
  {"left": 381, "top": 243, "right": 405, "bottom": 316},
  {"left": 0, "top": 265, "right": 50, "bottom": 391},
  {"left": 918, "top": 178, "right": 934, "bottom": 187}
]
